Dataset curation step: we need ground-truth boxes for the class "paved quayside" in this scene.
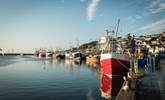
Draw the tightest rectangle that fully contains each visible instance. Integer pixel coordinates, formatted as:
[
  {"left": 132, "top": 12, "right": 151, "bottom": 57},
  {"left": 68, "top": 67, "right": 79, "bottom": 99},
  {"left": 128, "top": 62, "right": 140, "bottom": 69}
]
[{"left": 136, "top": 59, "right": 165, "bottom": 100}]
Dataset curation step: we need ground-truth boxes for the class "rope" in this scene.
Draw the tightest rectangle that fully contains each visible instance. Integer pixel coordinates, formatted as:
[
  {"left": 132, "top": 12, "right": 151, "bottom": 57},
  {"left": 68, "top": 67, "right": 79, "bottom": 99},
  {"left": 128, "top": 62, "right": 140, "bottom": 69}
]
[{"left": 116, "top": 58, "right": 130, "bottom": 70}]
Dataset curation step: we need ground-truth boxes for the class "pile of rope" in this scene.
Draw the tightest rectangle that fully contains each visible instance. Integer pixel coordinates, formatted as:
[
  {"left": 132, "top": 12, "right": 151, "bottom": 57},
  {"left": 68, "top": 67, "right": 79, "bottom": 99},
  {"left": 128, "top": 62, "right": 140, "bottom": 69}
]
[{"left": 128, "top": 71, "right": 144, "bottom": 79}]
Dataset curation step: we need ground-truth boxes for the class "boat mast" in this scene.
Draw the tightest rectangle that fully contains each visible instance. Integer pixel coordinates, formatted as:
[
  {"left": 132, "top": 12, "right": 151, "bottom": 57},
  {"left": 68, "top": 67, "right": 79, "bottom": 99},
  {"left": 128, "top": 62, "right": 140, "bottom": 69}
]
[
  {"left": 115, "top": 19, "right": 120, "bottom": 38},
  {"left": 105, "top": 29, "right": 110, "bottom": 52}
]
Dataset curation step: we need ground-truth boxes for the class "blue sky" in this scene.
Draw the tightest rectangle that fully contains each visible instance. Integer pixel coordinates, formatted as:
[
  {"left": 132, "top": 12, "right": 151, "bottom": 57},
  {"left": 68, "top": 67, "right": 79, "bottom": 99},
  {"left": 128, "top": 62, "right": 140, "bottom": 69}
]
[{"left": 0, "top": 0, "right": 165, "bottom": 53}]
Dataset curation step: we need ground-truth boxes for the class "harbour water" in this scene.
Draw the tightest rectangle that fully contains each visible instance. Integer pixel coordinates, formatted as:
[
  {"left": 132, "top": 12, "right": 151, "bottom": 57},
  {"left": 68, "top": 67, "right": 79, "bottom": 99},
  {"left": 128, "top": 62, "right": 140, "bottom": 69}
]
[
  {"left": 1, "top": 55, "right": 164, "bottom": 100},
  {"left": 0, "top": 56, "right": 103, "bottom": 100}
]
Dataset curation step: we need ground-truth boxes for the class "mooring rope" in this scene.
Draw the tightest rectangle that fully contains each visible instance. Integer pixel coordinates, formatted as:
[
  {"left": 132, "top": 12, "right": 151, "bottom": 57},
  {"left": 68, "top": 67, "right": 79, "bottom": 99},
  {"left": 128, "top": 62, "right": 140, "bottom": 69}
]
[{"left": 116, "top": 58, "right": 130, "bottom": 70}]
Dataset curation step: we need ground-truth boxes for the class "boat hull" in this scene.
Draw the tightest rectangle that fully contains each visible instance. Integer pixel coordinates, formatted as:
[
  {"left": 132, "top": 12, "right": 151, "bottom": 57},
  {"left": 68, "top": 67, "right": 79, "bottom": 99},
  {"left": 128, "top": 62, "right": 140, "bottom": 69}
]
[
  {"left": 100, "top": 53, "right": 130, "bottom": 98},
  {"left": 100, "top": 74, "right": 124, "bottom": 99},
  {"left": 100, "top": 53, "right": 130, "bottom": 75}
]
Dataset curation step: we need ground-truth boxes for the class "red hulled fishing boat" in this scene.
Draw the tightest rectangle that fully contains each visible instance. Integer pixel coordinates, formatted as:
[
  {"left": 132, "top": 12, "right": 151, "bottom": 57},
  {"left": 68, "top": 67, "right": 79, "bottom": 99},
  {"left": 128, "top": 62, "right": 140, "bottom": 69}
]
[{"left": 99, "top": 19, "right": 130, "bottom": 98}]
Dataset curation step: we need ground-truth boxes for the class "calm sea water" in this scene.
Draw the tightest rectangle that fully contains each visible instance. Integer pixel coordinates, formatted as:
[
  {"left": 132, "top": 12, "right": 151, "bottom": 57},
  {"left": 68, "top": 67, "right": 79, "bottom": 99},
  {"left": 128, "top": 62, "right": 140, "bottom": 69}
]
[{"left": 0, "top": 56, "right": 104, "bottom": 100}]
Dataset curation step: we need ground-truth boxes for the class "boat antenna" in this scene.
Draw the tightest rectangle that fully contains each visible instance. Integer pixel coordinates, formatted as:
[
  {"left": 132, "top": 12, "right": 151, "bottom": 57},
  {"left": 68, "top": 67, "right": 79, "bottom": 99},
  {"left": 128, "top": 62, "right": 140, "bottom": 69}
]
[{"left": 115, "top": 19, "right": 120, "bottom": 38}]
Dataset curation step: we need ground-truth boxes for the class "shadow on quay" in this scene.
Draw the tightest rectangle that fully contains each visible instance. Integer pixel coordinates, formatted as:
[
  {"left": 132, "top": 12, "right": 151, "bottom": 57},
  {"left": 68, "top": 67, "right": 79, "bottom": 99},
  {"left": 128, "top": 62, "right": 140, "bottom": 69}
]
[{"left": 136, "top": 59, "right": 165, "bottom": 100}]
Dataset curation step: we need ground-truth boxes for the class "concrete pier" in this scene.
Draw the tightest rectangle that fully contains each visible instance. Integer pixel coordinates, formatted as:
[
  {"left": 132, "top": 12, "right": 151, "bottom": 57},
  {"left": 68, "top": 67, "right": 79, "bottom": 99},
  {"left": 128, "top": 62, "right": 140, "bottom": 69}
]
[
  {"left": 136, "top": 59, "right": 165, "bottom": 100},
  {"left": 116, "top": 78, "right": 137, "bottom": 100},
  {"left": 116, "top": 54, "right": 165, "bottom": 100},
  {"left": 0, "top": 53, "right": 33, "bottom": 56}
]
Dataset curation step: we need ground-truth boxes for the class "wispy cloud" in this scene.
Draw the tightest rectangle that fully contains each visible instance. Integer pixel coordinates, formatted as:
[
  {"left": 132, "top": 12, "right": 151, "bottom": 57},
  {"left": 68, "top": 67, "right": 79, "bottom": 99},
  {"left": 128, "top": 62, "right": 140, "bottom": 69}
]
[
  {"left": 87, "top": 0, "right": 101, "bottom": 21},
  {"left": 147, "top": 0, "right": 160, "bottom": 9},
  {"left": 127, "top": 15, "right": 142, "bottom": 23},
  {"left": 147, "top": 0, "right": 165, "bottom": 14},
  {"left": 61, "top": 0, "right": 64, "bottom": 3},
  {"left": 136, "top": 19, "right": 165, "bottom": 33},
  {"left": 80, "top": 0, "right": 86, "bottom": 3},
  {"left": 150, "top": 2, "right": 165, "bottom": 14},
  {"left": 99, "top": 13, "right": 104, "bottom": 17},
  {"left": 127, "top": 16, "right": 136, "bottom": 23},
  {"left": 135, "top": 15, "right": 142, "bottom": 19}
]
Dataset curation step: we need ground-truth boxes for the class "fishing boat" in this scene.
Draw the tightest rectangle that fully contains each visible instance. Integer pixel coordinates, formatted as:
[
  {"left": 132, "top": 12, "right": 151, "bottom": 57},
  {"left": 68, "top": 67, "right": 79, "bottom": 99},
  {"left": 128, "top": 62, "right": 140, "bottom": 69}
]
[
  {"left": 35, "top": 50, "right": 46, "bottom": 58},
  {"left": 86, "top": 54, "right": 100, "bottom": 66},
  {"left": 65, "top": 51, "right": 73, "bottom": 59},
  {"left": 99, "top": 19, "right": 130, "bottom": 98},
  {"left": 72, "top": 51, "right": 83, "bottom": 61},
  {"left": 46, "top": 52, "right": 53, "bottom": 58},
  {"left": 35, "top": 49, "right": 54, "bottom": 58}
]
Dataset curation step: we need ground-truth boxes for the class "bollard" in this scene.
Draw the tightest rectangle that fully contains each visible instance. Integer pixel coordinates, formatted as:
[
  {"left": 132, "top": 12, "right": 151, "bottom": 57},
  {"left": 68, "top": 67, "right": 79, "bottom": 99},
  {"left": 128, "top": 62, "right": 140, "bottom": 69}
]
[{"left": 134, "top": 59, "right": 138, "bottom": 73}]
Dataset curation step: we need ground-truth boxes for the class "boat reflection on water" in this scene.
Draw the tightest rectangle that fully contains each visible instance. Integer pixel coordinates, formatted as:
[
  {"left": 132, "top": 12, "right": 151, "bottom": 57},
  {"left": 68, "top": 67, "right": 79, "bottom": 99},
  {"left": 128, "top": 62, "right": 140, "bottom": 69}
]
[
  {"left": 37, "top": 58, "right": 123, "bottom": 99},
  {"left": 31, "top": 57, "right": 124, "bottom": 99},
  {"left": 100, "top": 73, "right": 124, "bottom": 99},
  {"left": 65, "top": 59, "right": 82, "bottom": 66}
]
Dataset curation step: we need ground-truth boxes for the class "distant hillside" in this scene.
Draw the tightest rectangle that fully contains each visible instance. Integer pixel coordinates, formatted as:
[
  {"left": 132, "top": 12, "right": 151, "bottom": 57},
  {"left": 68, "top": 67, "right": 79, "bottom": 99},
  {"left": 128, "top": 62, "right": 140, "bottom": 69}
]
[{"left": 79, "top": 41, "right": 98, "bottom": 50}]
